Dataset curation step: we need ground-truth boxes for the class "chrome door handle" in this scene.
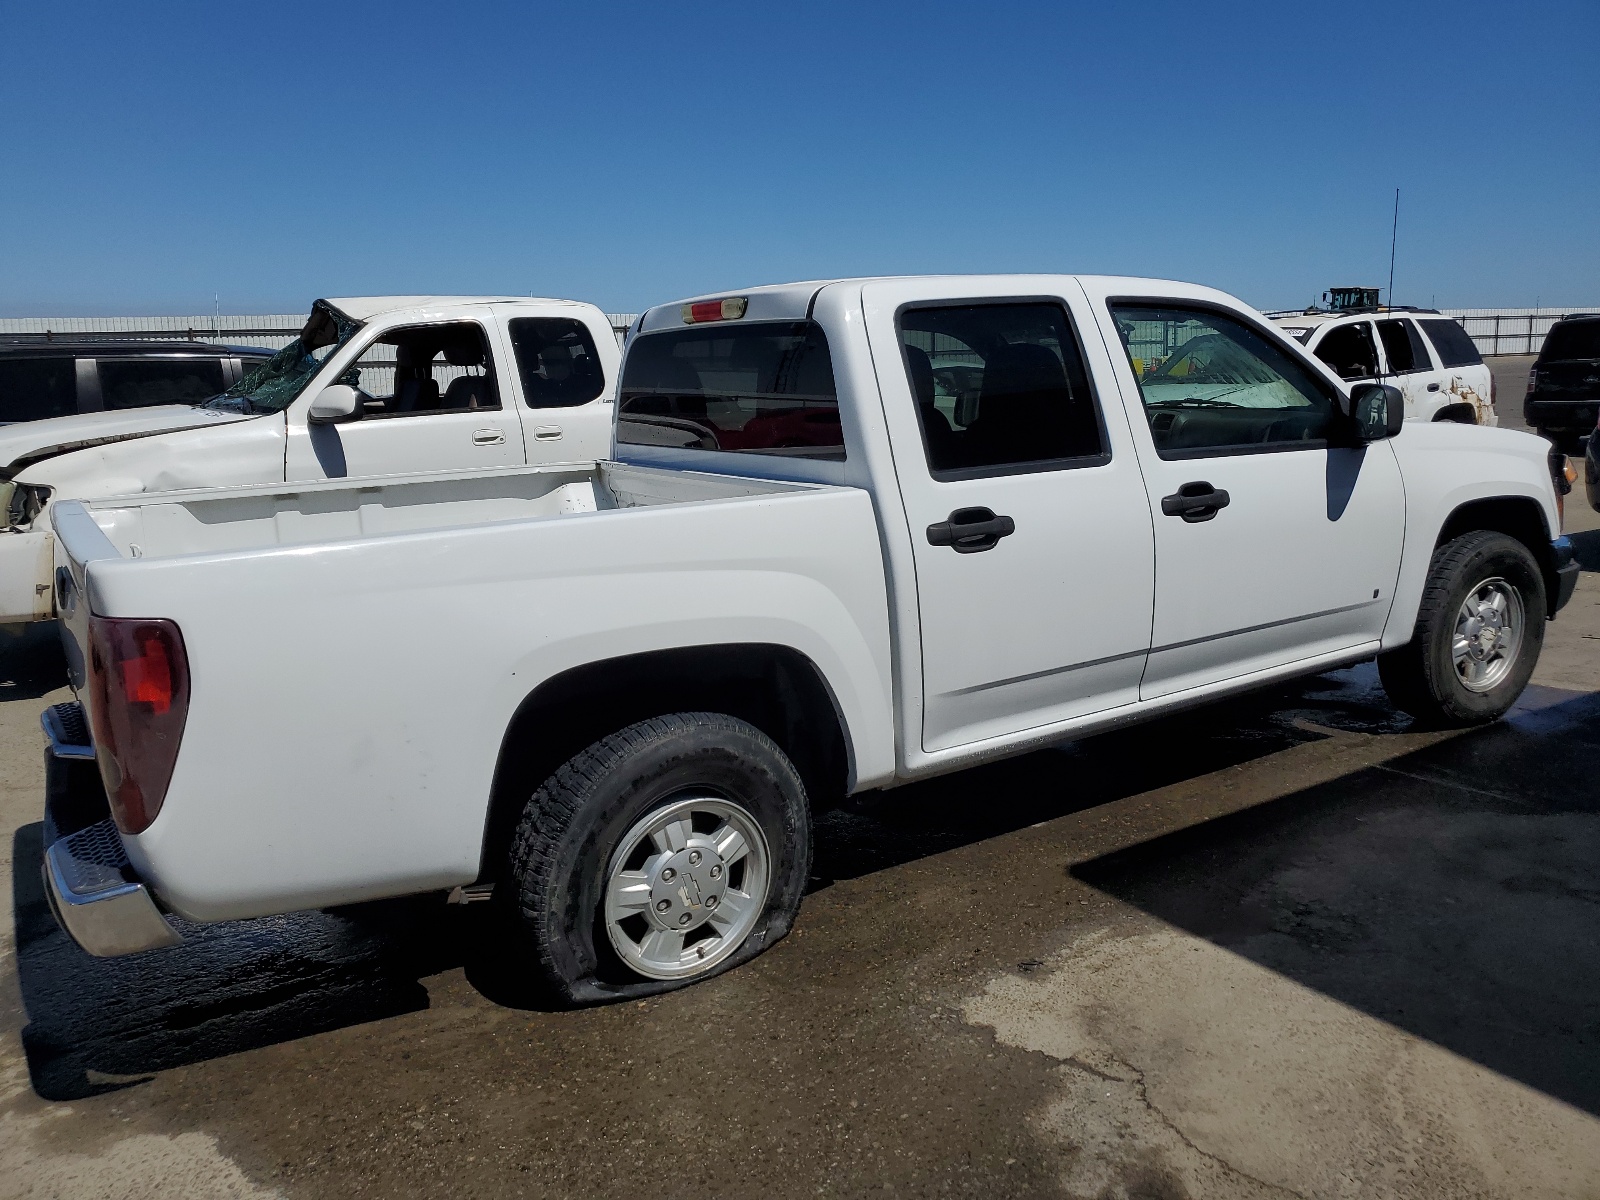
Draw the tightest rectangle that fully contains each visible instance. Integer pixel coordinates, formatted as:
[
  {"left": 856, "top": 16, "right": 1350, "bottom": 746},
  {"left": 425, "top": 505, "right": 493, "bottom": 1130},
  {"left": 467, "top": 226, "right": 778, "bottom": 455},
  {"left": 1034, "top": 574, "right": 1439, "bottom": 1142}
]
[
  {"left": 472, "top": 428, "right": 506, "bottom": 446},
  {"left": 533, "top": 426, "right": 563, "bottom": 441}
]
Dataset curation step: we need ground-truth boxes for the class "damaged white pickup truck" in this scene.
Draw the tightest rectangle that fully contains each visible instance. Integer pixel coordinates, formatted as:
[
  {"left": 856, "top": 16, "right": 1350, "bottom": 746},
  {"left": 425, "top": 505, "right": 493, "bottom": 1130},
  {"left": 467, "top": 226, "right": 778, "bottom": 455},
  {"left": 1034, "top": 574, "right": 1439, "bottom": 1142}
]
[
  {"left": 0, "top": 295, "right": 619, "bottom": 622},
  {"left": 41, "top": 275, "right": 1578, "bottom": 1004}
]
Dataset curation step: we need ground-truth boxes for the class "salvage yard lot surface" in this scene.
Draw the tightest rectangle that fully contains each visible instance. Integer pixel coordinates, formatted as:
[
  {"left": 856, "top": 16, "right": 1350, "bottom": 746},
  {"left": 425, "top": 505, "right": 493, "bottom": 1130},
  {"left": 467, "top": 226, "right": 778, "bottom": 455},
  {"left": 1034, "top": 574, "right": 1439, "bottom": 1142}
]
[{"left": 3, "top": 491, "right": 1597, "bottom": 1197}]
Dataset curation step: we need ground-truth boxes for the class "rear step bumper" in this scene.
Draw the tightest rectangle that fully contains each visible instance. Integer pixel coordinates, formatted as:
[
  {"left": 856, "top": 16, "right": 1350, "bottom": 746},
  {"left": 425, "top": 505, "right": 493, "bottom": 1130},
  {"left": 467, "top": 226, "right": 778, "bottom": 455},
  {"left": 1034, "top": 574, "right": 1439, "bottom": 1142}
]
[{"left": 40, "top": 702, "right": 181, "bottom": 957}]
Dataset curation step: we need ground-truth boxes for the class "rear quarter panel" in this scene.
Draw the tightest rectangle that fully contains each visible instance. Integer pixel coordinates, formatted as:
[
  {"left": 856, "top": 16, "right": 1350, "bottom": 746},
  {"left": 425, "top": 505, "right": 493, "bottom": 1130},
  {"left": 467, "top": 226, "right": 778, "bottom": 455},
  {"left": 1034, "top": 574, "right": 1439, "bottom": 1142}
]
[{"left": 86, "top": 485, "right": 893, "bottom": 921}]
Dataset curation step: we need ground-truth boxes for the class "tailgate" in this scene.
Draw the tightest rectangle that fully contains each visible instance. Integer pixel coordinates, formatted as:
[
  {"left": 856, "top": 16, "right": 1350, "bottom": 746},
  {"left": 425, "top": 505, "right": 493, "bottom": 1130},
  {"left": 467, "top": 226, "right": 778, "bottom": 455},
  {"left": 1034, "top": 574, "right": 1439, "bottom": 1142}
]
[
  {"left": 1535, "top": 359, "right": 1600, "bottom": 400},
  {"left": 50, "top": 499, "right": 125, "bottom": 695}
]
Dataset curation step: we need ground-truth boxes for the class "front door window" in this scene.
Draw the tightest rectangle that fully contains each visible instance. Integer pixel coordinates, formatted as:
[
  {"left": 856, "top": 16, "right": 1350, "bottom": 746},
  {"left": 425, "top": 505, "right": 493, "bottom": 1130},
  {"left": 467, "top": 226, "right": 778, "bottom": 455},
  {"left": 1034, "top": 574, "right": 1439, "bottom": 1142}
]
[{"left": 1313, "top": 322, "right": 1379, "bottom": 383}]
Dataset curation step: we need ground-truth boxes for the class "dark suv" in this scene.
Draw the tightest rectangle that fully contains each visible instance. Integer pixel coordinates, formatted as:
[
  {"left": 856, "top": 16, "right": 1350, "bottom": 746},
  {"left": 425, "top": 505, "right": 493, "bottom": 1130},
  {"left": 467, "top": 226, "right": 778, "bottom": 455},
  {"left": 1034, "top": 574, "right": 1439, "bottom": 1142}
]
[
  {"left": 0, "top": 341, "right": 272, "bottom": 425},
  {"left": 1524, "top": 314, "right": 1600, "bottom": 451}
]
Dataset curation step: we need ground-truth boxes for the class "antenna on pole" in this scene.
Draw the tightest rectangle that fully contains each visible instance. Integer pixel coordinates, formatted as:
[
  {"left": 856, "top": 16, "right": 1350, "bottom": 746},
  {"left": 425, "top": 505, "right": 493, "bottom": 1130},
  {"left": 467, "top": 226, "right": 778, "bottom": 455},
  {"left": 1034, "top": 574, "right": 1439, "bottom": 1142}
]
[{"left": 1387, "top": 188, "right": 1399, "bottom": 307}]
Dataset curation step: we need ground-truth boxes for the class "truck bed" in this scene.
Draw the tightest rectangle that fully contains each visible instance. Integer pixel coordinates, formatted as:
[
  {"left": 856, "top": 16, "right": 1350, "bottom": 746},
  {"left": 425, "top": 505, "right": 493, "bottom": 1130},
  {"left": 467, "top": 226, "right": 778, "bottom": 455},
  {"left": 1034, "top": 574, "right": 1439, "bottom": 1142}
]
[
  {"left": 50, "top": 459, "right": 896, "bottom": 922},
  {"left": 56, "top": 460, "right": 811, "bottom": 563}
]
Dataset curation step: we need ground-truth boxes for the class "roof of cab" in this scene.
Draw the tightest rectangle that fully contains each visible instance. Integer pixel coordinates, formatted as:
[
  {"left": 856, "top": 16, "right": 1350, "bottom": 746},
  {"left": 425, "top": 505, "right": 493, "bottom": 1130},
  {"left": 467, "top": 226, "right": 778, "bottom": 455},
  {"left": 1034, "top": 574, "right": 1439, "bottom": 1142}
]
[
  {"left": 1268, "top": 308, "right": 1442, "bottom": 330},
  {"left": 634, "top": 274, "right": 1225, "bottom": 334},
  {"left": 323, "top": 296, "right": 591, "bottom": 321}
]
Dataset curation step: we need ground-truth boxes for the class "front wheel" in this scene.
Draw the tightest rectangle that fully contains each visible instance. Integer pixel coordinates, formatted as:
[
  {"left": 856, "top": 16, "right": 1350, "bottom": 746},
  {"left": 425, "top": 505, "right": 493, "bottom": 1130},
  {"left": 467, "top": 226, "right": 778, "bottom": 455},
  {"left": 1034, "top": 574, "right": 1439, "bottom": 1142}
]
[
  {"left": 1378, "top": 531, "right": 1545, "bottom": 727},
  {"left": 507, "top": 713, "right": 811, "bottom": 1004}
]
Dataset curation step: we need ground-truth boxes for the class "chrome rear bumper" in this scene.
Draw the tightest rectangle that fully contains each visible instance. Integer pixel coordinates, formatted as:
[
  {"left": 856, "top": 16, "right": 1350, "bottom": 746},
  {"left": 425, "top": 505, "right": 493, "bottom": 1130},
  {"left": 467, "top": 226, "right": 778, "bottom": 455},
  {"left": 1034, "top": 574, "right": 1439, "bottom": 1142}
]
[{"left": 41, "top": 702, "right": 181, "bottom": 957}]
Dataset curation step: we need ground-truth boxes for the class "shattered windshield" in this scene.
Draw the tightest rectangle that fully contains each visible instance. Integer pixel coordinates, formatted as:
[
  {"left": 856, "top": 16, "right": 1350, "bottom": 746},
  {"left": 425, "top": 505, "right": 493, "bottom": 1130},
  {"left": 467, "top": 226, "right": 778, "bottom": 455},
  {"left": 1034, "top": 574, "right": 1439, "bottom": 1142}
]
[{"left": 205, "top": 303, "right": 362, "bottom": 414}]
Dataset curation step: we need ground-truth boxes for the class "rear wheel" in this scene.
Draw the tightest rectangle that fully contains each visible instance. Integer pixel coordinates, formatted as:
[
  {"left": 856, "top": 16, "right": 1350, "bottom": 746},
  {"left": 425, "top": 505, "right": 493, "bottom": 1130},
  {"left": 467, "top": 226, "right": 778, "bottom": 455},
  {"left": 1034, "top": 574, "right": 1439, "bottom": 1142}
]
[
  {"left": 507, "top": 713, "right": 810, "bottom": 1004},
  {"left": 1378, "top": 531, "right": 1545, "bottom": 727}
]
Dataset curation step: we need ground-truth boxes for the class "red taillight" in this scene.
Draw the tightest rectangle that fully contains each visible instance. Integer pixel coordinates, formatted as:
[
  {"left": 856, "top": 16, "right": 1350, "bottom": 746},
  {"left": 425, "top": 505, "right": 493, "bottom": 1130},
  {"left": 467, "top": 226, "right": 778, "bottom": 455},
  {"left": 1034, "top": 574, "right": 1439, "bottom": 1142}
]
[
  {"left": 86, "top": 616, "right": 190, "bottom": 835},
  {"left": 121, "top": 626, "right": 176, "bottom": 712},
  {"left": 681, "top": 297, "right": 748, "bottom": 324}
]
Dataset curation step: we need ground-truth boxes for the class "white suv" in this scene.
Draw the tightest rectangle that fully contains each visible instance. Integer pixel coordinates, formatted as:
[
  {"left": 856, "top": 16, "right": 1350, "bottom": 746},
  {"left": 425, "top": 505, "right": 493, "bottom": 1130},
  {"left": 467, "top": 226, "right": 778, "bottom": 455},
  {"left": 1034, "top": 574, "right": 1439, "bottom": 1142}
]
[{"left": 1271, "top": 308, "right": 1496, "bottom": 425}]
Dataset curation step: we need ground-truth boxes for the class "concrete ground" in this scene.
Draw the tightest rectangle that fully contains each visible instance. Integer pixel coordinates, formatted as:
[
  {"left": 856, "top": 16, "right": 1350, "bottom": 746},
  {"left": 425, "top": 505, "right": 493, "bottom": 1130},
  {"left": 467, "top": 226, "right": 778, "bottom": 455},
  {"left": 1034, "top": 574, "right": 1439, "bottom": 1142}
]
[{"left": 2, "top": 432, "right": 1597, "bottom": 1198}]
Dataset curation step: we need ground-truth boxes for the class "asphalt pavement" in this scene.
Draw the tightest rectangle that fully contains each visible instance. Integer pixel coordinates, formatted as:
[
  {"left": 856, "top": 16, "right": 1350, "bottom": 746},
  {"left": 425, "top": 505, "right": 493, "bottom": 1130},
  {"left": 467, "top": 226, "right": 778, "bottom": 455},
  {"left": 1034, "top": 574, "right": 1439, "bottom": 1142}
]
[{"left": 2, "top": 414, "right": 1597, "bottom": 1199}]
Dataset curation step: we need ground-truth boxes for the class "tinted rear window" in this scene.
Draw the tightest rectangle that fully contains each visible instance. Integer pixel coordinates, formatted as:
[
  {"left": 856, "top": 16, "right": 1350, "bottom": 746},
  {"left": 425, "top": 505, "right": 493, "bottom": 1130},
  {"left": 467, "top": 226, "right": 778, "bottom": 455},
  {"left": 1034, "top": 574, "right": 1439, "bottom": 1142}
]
[
  {"left": 1540, "top": 320, "right": 1600, "bottom": 362},
  {"left": 1418, "top": 319, "right": 1483, "bottom": 368},
  {"left": 618, "top": 321, "right": 842, "bottom": 460},
  {"left": 0, "top": 358, "right": 76, "bottom": 422},
  {"left": 98, "top": 358, "right": 225, "bottom": 409}
]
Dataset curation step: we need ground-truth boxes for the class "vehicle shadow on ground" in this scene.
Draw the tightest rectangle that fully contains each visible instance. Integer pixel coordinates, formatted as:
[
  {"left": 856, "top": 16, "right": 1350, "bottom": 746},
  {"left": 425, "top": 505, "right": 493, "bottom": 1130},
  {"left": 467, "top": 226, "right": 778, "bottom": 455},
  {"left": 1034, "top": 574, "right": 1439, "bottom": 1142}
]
[
  {"left": 12, "top": 821, "right": 457, "bottom": 1100},
  {"left": 1570, "top": 526, "right": 1600, "bottom": 570},
  {"left": 1071, "top": 686, "right": 1600, "bottom": 1118},
  {"left": 11, "top": 665, "right": 1404, "bottom": 1099},
  {"left": 0, "top": 622, "right": 67, "bottom": 702},
  {"left": 807, "top": 662, "right": 1402, "bottom": 887}
]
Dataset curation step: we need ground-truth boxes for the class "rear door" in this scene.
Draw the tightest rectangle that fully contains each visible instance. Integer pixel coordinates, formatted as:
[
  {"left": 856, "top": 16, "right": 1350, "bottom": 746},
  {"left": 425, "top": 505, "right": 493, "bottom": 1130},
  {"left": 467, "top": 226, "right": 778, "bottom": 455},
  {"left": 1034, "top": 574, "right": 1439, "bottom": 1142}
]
[
  {"left": 860, "top": 278, "right": 1155, "bottom": 752},
  {"left": 1088, "top": 290, "right": 1405, "bottom": 699},
  {"left": 501, "top": 315, "right": 614, "bottom": 461},
  {"left": 1375, "top": 317, "right": 1447, "bottom": 418},
  {"left": 1417, "top": 317, "right": 1494, "bottom": 423}
]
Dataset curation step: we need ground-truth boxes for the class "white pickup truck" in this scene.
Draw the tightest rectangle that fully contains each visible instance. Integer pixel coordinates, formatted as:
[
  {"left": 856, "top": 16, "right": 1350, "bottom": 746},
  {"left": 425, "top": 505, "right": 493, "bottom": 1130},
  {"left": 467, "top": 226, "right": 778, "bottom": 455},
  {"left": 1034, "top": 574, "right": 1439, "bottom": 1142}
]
[
  {"left": 0, "top": 295, "right": 619, "bottom": 623},
  {"left": 40, "top": 275, "right": 1578, "bottom": 1005}
]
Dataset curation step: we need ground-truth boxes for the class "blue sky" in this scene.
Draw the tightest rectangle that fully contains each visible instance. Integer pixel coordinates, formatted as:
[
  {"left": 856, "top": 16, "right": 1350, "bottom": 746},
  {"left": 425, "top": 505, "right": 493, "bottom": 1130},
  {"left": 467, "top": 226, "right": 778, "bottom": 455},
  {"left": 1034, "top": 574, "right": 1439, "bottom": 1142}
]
[{"left": 2, "top": 1, "right": 1595, "bottom": 316}]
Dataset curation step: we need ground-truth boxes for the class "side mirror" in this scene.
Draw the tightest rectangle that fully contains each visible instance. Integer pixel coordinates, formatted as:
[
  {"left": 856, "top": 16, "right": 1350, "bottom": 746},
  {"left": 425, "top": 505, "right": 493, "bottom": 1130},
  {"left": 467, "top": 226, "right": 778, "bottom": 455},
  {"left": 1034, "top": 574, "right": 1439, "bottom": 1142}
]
[
  {"left": 1349, "top": 383, "right": 1404, "bottom": 441},
  {"left": 307, "top": 384, "right": 361, "bottom": 424}
]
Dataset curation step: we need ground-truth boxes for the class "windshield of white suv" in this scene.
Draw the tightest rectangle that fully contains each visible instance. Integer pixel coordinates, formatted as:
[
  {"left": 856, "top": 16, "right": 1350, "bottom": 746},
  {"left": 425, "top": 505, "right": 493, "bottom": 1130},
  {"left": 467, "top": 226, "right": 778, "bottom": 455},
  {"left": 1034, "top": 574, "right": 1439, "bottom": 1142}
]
[{"left": 205, "top": 303, "right": 362, "bottom": 414}]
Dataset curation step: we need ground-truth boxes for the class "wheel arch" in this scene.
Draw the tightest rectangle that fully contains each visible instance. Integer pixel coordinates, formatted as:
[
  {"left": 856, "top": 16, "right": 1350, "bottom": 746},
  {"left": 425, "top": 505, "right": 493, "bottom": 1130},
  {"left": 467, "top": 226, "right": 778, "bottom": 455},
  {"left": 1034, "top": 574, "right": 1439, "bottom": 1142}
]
[
  {"left": 478, "top": 643, "right": 853, "bottom": 880},
  {"left": 1430, "top": 403, "right": 1477, "bottom": 425},
  {"left": 1434, "top": 495, "right": 1562, "bottom": 616}
]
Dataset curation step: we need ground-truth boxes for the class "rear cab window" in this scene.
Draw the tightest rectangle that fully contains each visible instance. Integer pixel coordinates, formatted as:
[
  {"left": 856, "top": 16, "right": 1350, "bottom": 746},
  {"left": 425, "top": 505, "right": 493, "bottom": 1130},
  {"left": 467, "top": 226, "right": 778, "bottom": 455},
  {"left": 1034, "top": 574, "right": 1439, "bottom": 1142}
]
[
  {"left": 1540, "top": 319, "right": 1600, "bottom": 362},
  {"left": 618, "top": 321, "right": 842, "bottom": 460}
]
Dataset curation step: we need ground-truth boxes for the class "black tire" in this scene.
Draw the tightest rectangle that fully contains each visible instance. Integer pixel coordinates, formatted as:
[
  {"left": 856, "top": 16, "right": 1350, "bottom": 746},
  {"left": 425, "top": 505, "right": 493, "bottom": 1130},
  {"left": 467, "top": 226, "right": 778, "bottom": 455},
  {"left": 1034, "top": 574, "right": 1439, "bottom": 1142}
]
[
  {"left": 507, "top": 713, "right": 810, "bottom": 1005},
  {"left": 1377, "top": 531, "right": 1546, "bottom": 727}
]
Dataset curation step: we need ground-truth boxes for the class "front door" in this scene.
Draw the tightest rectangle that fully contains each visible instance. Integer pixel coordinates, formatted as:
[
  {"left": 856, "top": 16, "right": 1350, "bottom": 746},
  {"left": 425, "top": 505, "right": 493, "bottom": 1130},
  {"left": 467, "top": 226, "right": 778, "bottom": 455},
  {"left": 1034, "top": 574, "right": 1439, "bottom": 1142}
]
[
  {"left": 1310, "top": 319, "right": 1380, "bottom": 393},
  {"left": 1091, "top": 294, "right": 1405, "bottom": 700},
  {"left": 860, "top": 279, "right": 1156, "bottom": 753},
  {"left": 286, "top": 317, "right": 525, "bottom": 481}
]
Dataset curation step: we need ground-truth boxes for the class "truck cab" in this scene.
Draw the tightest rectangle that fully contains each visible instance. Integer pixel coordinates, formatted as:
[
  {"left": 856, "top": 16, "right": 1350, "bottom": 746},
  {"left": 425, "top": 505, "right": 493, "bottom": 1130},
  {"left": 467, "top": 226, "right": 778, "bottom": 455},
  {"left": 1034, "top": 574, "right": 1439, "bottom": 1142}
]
[
  {"left": 39, "top": 275, "right": 1576, "bottom": 1005},
  {"left": 0, "top": 296, "right": 620, "bottom": 622}
]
